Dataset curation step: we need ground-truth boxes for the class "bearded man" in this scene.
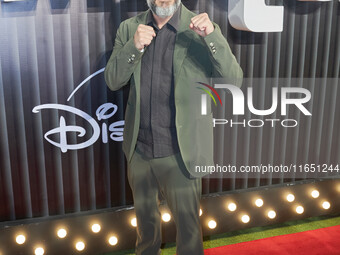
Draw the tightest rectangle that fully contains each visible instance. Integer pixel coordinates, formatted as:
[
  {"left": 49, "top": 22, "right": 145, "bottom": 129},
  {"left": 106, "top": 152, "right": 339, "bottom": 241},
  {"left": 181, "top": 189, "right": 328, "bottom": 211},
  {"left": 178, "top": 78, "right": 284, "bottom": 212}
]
[{"left": 105, "top": 0, "right": 243, "bottom": 254}]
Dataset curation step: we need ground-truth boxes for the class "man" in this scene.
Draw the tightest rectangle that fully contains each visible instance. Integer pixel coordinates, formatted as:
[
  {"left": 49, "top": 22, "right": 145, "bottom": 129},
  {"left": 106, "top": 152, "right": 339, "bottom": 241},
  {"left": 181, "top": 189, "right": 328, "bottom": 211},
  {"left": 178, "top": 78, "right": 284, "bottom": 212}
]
[{"left": 105, "top": 0, "right": 243, "bottom": 254}]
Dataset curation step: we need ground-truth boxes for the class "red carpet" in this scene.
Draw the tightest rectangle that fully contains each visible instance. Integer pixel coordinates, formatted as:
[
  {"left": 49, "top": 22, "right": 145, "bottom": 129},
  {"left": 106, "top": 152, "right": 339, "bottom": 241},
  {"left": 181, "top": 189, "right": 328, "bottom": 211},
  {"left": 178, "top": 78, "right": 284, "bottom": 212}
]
[{"left": 204, "top": 225, "right": 340, "bottom": 255}]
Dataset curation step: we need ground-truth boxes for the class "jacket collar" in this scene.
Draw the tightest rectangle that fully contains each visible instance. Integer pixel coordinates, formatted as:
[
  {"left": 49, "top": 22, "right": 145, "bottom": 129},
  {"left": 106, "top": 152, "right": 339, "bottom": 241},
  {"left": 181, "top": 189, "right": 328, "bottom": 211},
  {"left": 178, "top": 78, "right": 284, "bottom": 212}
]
[
  {"left": 135, "top": 3, "right": 192, "bottom": 33},
  {"left": 145, "top": 4, "right": 181, "bottom": 32}
]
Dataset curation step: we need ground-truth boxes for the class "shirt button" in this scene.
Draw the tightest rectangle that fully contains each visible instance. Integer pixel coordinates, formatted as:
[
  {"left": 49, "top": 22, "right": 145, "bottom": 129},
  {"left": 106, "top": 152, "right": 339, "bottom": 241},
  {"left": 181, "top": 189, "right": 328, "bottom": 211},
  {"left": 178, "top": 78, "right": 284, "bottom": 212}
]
[{"left": 209, "top": 42, "right": 214, "bottom": 47}]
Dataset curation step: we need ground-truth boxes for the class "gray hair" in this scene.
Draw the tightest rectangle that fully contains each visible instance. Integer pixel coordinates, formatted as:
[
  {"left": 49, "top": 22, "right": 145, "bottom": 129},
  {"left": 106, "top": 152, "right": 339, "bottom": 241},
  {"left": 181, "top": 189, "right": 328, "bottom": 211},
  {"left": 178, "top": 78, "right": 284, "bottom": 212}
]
[{"left": 147, "top": 0, "right": 181, "bottom": 18}]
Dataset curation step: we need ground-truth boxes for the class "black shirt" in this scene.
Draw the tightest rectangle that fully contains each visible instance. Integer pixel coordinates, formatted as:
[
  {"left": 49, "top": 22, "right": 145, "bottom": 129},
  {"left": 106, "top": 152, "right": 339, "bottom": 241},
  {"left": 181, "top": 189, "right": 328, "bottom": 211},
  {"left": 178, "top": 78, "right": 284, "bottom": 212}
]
[{"left": 136, "top": 6, "right": 181, "bottom": 158}]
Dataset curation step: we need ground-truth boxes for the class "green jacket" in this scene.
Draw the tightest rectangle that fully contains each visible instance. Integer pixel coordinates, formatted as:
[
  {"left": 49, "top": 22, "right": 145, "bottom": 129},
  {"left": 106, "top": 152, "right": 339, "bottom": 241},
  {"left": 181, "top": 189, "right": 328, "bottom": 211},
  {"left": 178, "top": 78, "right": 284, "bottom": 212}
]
[{"left": 105, "top": 4, "right": 243, "bottom": 178}]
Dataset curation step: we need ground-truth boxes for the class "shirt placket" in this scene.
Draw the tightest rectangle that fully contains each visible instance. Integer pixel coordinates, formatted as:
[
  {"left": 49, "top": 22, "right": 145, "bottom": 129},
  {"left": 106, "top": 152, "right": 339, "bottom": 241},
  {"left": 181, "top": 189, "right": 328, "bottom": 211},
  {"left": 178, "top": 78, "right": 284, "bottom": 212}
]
[{"left": 150, "top": 27, "right": 161, "bottom": 157}]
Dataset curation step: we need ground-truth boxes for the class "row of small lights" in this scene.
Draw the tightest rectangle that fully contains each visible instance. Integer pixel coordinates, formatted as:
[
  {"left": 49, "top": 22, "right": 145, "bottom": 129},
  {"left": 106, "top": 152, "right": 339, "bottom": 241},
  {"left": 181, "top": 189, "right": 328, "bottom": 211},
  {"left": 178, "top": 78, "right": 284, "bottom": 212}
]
[
  {"left": 14, "top": 223, "right": 118, "bottom": 255},
  {"left": 10, "top": 188, "right": 335, "bottom": 254},
  {"left": 205, "top": 189, "right": 331, "bottom": 229}
]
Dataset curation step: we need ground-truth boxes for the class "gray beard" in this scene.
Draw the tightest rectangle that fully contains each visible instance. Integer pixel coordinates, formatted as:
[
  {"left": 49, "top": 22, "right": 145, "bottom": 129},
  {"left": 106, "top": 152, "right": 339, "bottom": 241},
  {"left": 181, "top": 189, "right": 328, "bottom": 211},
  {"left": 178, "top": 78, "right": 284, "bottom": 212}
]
[{"left": 146, "top": 0, "right": 181, "bottom": 19}]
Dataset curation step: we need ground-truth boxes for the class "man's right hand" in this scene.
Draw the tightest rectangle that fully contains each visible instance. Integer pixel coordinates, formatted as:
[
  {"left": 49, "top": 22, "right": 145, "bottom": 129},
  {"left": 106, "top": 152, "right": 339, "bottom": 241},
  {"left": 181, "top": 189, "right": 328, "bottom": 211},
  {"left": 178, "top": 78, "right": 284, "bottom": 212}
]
[{"left": 134, "top": 24, "right": 156, "bottom": 51}]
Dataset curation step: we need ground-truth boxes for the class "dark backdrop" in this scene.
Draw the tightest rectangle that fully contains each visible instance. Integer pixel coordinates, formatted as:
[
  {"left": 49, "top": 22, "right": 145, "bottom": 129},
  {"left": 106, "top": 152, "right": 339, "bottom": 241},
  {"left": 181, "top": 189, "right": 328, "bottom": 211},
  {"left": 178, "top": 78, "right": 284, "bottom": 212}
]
[{"left": 0, "top": 0, "right": 339, "bottom": 222}]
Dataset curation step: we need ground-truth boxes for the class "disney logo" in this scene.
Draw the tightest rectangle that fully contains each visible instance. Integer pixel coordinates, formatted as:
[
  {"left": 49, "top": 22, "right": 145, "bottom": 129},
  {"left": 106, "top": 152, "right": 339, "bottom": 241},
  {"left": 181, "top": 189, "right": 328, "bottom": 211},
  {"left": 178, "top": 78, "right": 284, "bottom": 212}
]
[{"left": 32, "top": 68, "right": 124, "bottom": 152}]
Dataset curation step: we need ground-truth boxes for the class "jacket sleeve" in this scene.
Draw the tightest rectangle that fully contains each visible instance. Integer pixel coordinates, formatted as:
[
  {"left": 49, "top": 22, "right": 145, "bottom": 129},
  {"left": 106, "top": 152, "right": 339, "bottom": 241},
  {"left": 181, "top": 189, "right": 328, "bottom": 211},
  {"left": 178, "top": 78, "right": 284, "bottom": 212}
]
[
  {"left": 202, "top": 23, "right": 243, "bottom": 88},
  {"left": 104, "top": 21, "right": 144, "bottom": 91}
]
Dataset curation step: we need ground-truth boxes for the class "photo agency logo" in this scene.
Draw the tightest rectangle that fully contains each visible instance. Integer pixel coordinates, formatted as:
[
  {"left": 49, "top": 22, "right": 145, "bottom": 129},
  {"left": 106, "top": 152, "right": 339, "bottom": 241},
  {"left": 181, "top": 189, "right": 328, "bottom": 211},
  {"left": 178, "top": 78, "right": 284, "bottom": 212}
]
[
  {"left": 197, "top": 83, "right": 312, "bottom": 128},
  {"left": 196, "top": 82, "right": 223, "bottom": 115},
  {"left": 32, "top": 68, "right": 124, "bottom": 153}
]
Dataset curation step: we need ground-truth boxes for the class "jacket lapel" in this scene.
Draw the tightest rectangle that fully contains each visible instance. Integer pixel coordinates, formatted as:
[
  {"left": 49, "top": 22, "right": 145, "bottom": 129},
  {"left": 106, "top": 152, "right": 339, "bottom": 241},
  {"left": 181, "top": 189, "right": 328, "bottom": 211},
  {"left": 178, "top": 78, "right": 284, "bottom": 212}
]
[
  {"left": 133, "top": 11, "right": 149, "bottom": 103},
  {"left": 173, "top": 5, "right": 193, "bottom": 85}
]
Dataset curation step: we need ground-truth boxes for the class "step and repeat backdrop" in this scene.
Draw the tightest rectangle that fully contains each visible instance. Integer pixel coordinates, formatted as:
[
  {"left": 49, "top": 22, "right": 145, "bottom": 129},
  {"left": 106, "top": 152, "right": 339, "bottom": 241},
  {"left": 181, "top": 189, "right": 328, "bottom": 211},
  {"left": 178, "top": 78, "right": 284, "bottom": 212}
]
[{"left": 0, "top": 0, "right": 339, "bottom": 223}]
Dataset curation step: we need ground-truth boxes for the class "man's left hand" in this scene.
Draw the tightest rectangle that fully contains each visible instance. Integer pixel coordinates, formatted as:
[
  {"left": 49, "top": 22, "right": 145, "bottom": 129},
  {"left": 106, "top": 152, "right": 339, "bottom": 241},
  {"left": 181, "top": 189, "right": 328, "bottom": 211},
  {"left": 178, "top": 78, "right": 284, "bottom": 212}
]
[{"left": 189, "top": 13, "right": 214, "bottom": 37}]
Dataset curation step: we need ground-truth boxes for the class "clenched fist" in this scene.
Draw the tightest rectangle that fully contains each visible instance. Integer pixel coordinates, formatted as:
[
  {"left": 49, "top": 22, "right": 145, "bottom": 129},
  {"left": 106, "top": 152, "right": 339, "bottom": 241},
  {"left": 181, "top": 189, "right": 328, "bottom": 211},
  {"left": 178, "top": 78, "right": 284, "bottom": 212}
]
[
  {"left": 189, "top": 13, "right": 214, "bottom": 37},
  {"left": 134, "top": 24, "right": 156, "bottom": 51}
]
